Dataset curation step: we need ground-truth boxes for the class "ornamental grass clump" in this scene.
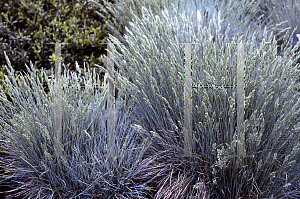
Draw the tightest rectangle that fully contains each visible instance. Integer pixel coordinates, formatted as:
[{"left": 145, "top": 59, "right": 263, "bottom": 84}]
[
  {"left": 99, "top": 5, "right": 300, "bottom": 198},
  {"left": 0, "top": 54, "right": 154, "bottom": 198}
]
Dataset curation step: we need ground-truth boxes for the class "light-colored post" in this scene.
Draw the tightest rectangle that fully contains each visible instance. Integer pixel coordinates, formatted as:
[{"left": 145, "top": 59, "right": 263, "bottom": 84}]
[
  {"left": 184, "top": 43, "right": 193, "bottom": 157},
  {"left": 54, "top": 42, "right": 63, "bottom": 158},
  {"left": 46, "top": 41, "right": 70, "bottom": 159},
  {"left": 227, "top": 41, "right": 255, "bottom": 159},
  {"left": 237, "top": 41, "right": 246, "bottom": 158},
  {"left": 107, "top": 41, "right": 116, "bottom": 159},
  {"left": 176, "top": 42, "right": 202, "bottom": 158}
]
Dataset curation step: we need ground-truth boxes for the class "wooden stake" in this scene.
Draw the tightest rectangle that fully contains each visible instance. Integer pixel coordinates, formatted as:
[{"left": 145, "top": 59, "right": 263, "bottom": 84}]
[
  {"left": 54, "top": 42, "right": 63, "bottom": 158},
  {"left": 46, "top": 41, "right": 70, "bottom": 159},
  {"left": 107, "top": 41, "right": 116, "bottom": 159},
  {"left": 184, "top": 43, "right": 193, "bottom": 157},
  {"left": 237, "top": 41, "right": 246, "bottom": 158}
]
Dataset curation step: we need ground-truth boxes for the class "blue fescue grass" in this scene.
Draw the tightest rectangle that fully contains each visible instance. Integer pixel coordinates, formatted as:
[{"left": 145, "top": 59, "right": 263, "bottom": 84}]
[
  {"left": 1, "top": 0, "right": 300, "bottom": 198},
  {"left": 0, "top": 54, "right": 155, "bottom": 198},
  {"left": 99, "top": 4, "right": 300, "bottom": 198}
]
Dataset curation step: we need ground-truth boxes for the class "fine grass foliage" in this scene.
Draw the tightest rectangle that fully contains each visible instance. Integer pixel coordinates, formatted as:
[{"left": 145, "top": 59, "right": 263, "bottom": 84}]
[
  {"left": 1, "top": 1, "right": 300, "bottom": 198},
  {"left": 91, "top": 0, "right": 282, "bottom": 54},
  {"left": 0, "top": 52, "right": 154, "bottom": 198},
  {"left": 259, "top": 0, "right": 300, "bottom": 38},
  {"left": 256, "top": 0, "right": 300, "bottom": 65},
  {"left": 99, "top": 5, "right": 300, "bottom": 198}
]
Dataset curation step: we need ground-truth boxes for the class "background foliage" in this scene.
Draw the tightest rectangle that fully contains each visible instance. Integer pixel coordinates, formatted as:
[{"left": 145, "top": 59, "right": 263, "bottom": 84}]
[{"left": 0, "top": 0, "right": 123, "bottom": 104}]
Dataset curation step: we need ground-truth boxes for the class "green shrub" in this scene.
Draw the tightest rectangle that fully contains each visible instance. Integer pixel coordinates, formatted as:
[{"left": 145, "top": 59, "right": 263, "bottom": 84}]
[
  {"left": 100, "top": 5, "right": 300, "bottom": 198},
  {"left": 0, "top": 0, "right": 122, "bottom": 105}
]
